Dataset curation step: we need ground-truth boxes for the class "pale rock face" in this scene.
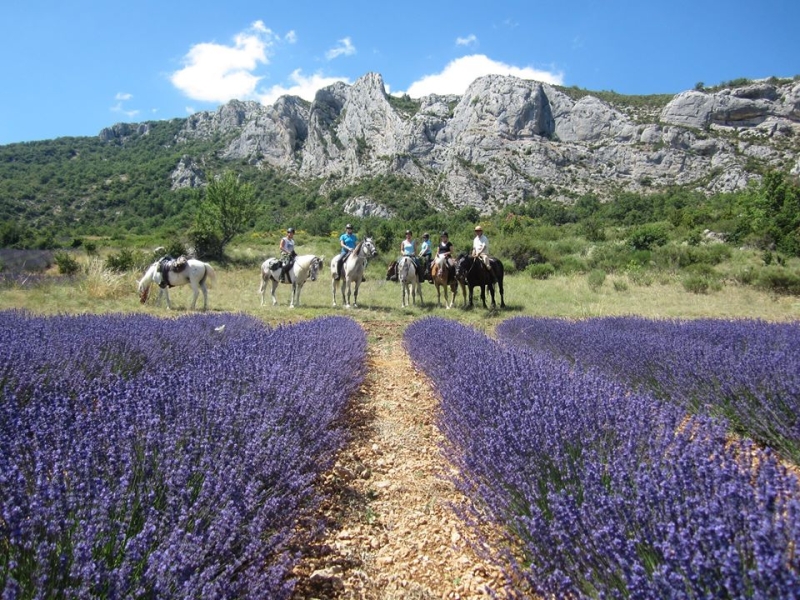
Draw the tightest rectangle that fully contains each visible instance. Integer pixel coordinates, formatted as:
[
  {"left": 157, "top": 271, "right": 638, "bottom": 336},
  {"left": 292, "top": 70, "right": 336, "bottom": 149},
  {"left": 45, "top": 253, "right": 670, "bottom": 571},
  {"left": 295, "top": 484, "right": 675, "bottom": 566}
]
[{"left": 160, "top": 73, "right": 800, "bottom": 213}]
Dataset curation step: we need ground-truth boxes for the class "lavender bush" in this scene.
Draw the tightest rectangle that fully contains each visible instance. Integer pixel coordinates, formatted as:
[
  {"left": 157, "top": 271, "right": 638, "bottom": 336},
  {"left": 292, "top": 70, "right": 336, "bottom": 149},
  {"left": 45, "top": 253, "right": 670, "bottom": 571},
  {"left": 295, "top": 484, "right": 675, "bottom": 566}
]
[
  {"left": 496, "top": 316, "right": 800, "bottom": 464},
  {"left": 0, "top": 310, "right": 367, "bottom": 599},
  {"left": 405, "top": 318, "right": 800, "bottom": 599}
]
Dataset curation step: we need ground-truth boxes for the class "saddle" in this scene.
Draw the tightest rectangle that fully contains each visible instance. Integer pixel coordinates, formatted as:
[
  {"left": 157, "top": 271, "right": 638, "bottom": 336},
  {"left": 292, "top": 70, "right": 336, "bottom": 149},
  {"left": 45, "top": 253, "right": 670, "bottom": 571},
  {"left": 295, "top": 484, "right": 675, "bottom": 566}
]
[{"left": 157, "top": 255, "right": 188, "bottom": 288}]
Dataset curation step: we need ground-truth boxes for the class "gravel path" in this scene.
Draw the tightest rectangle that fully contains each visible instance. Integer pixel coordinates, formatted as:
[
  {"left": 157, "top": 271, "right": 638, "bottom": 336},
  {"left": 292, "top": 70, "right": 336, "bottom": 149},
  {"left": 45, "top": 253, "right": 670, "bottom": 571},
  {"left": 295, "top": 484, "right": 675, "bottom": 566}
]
[{"left": 291, "top": 322, "right": 516, "bottom": 599}]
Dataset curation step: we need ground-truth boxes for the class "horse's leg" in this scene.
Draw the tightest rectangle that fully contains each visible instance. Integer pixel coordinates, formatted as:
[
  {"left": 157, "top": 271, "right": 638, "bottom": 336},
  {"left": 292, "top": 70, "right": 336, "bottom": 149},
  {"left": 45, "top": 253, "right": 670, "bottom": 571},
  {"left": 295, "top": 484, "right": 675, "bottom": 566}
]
[
  {"left": 189, "top": 281, "right": 200, "bottom": 310},
  {"left": 487, "top": 282, "right": 496, "bottom": 308},
  {"left": 163, "top": 288, "right": 171, "bottom": 309},
  {"left": 289, "top": 282, "right": 297, "bottom": 308},
  {"left": 352, "top": 280, "right": 359, "bottom": 308},
  {"left": 416, "top": 278, "right": 423, "bottom": 306},
  {"left": 498, "top": 277, "right": 505, "bottom": 308},
  {"left": 480, "top": 284, "right": 488, "bottom": 309},
  {"left": 259, "top": 273, "right": 267, "bottom": 306},
  {"left": 200, "top": 283, "right": 208, "bottom": 310},
  {"left": 331, "top": 278, "right": 338, "bottom": 307},
  {"left": 271, "top": 279, "right": 280, "bottom": 306}
]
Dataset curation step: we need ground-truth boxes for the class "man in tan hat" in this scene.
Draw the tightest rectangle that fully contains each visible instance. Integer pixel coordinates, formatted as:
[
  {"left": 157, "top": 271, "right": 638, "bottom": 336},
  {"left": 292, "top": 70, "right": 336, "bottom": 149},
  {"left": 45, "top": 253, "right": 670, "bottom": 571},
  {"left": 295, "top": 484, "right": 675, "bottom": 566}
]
[{"left": 472, "top": 225, "right": 490, "bottom": 269}]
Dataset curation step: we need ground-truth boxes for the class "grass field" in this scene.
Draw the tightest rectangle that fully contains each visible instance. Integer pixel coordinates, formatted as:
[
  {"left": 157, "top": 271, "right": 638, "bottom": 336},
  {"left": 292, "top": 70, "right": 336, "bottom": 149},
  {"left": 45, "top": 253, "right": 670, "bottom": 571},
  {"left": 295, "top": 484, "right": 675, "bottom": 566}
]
[{"left": 2, "top": 251, "right": 798, "bottom": 332}]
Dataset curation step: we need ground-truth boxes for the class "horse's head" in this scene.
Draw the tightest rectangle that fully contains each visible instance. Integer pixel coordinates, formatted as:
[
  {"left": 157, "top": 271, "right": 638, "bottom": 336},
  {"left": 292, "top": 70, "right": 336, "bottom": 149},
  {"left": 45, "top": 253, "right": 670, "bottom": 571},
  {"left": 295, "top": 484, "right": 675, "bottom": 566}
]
[
  {"left": 309, "top": 256, "right": 324, "bottom": 281},
  {"left": 454, "top": 254, "right": 471, "bottom": 282},
  {"left": 363, "top": 237, "right": 378, "bottom": 258}
]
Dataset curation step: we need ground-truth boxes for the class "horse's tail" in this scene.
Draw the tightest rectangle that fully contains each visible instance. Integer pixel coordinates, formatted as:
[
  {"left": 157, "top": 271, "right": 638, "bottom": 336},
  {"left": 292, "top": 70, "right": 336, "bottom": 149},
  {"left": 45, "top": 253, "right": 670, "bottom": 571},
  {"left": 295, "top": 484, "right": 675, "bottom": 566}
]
[
  {"left": 138, "top": 264, "right": 155, "bottom": 303},
  {"left": 203, "top": 263, "right": 217, "bottom": 287}
]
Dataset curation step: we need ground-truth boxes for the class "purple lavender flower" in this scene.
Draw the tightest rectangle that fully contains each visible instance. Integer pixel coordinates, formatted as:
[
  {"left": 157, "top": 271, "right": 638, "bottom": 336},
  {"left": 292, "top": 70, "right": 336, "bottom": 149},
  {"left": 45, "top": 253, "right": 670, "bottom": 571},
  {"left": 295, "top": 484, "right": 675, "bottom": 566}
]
[
  {"left": 405, "top": 317, "right": 800, "bottom": 599},
  {"left": 1, "top": 311, "right": 367, "bottom": 598}
]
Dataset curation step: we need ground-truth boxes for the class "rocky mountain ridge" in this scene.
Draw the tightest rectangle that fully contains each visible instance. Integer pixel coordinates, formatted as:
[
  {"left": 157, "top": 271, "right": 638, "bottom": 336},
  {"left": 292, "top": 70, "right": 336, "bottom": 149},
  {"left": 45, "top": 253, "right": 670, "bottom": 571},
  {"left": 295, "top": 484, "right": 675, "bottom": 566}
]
[{"left": 106, "top": 72, "right": 800, "bottom": 215}]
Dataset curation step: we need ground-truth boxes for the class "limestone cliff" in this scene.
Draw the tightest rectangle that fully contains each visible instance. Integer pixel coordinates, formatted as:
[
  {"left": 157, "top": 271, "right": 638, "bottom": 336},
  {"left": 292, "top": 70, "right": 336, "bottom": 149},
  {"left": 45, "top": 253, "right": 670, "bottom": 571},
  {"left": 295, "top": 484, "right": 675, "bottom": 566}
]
[{"left": 108, "top": 72, "right": 800, "bottom": 214}]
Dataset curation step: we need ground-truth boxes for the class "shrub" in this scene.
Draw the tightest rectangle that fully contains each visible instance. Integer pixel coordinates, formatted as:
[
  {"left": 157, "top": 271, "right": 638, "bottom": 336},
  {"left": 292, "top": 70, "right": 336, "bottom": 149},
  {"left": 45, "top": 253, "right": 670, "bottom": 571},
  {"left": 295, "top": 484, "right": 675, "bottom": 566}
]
[
  {"left": 556, "top": 255, "right": 587, "bottom": 275},
  {"left": 756, "top": 266, "right": 800, "bottom": 295},
  {"left": 587, "top": 269, "right": 606, "bottom": 290},
  {"left": 527, "top": 263, "right": 556, "bottom": 280},
  {"left": 104, "top": 248, "right": 139, "bottom": 272},
  {"left": 53, "top": 251, "right": 80, "bottom": 275},
  {"left": 628, "top": 223, "right": 670, "bottom": 250}
]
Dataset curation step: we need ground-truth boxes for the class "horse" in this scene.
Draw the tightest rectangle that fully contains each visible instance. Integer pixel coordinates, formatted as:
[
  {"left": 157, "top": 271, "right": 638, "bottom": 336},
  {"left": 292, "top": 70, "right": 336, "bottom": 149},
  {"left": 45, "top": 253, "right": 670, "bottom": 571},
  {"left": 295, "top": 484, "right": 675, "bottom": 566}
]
[
  {"left": 431, "top": 254, "right": 458, "bottom": 309},
  {"left": 454, "top": 254, "right": 505, "bottom": 309},
  {"left": 331, "top": 238, "right": 378, "bottom": 308},
  {"left": 259, "top": 254, "right": 324, "bottom": 308},
  {"left": 138, "top": 258, "right": 216, "bottom": 310},
  {"left": 397, "top": 256, "right": 423, "bottom": 308}
]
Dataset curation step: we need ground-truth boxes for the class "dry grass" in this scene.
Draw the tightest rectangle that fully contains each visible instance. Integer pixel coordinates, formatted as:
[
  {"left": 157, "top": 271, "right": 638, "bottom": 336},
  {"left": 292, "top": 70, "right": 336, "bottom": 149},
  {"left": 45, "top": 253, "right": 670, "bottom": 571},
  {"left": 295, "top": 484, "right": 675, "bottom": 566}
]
[{"left": 2, "top": 257, "right": 799, "bottom": 326}]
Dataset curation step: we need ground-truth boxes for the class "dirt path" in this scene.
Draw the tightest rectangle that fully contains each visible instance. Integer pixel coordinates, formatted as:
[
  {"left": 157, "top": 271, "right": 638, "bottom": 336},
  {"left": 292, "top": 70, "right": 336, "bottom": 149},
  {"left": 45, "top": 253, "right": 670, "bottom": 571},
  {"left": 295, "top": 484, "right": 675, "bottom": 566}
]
[{"left": 291, "top": 322, "right": 513, "bottom": 599}]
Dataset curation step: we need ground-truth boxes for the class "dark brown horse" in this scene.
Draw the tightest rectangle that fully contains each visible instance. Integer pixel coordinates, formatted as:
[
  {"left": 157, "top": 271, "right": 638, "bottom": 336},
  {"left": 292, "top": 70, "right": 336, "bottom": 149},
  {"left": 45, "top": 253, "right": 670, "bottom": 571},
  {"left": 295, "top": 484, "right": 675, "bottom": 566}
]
[{"left": 454, "top": 254, "right": 505, "bottom": 309}]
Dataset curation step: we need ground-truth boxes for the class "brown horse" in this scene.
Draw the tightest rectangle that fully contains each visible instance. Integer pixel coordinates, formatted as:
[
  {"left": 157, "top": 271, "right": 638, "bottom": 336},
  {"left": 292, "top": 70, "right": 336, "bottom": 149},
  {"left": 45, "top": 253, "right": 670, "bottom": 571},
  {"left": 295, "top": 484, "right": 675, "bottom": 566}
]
[{"left": 431, "top": 254, "right": 459, "bottom": 309}]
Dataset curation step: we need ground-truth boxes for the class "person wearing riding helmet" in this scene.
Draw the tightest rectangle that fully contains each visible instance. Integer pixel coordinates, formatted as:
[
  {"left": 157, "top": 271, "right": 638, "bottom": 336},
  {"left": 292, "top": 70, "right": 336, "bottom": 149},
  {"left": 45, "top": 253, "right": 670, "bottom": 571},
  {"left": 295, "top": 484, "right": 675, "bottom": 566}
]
[
  {"left": 434, "top": 231, "right": 455, "bottom": 280},
  {"left": 279, "top": 227, "right": 296, "bottom": 283},
  {"left": 419, "top": 232, "right": 433, "bottom": 282},
  {"left": 472, "top": 225, "right": 491, "bottom": 269},
  {"left": 400, "top": 229, "right": 420, "bottom": 273},
  {"left": 334, "top": 224, "right": 358, "bottom": 280}
]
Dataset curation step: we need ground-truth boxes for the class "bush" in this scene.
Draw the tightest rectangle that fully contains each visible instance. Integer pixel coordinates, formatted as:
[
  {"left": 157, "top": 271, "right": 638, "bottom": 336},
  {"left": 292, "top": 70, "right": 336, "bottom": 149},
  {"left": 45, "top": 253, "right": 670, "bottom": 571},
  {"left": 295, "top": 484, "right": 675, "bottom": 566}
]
[
  {"left": 756, "top": 267, "right": 800, "bottom": 295},
  {"left": 105, "top": 248, "right": 139, "bottom": 272},
  {"left": 556, "top": 255, "right": 588, "bottom": 275},
  {"left": 527, "top": 263, "right": 556, "bottom": 280},
  {"left": 587, "top": 269, "right": 606, "bottom": 290},
  {"left": 53, "top": 251, "right": 80, "bottom": 276},
  {"left": 628, "top": 223, "right": 670, "bottom": 251},
  {"left": 682, "top": 274, "right": 722, "bottom": 294}
]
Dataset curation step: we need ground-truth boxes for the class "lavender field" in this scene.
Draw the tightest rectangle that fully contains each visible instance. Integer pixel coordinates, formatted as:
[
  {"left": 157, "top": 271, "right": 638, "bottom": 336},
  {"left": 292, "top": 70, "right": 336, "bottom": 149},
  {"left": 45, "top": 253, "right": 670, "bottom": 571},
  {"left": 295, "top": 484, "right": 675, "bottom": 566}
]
[
  {"left": 0, "top": 311, "right": 367, "bottom": 599},
  {"left": 497, "top": 316, "right": 800, "bottom": 465},
  {"left": 405, "top": 317, "right": 800, "bottom": 599}
]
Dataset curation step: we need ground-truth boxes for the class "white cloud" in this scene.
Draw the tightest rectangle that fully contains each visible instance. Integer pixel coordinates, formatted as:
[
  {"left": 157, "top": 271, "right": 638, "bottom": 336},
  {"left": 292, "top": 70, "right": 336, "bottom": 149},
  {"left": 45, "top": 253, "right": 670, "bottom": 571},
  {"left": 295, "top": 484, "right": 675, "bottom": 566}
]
[
  {"left": 325, "top": 37, "right": 356, "bottom": 60},
  {"left": 455, "top": 34, "right": 477, "bottom": 47},
  {"left": 257, "top": 69, "right": 351, "bottom": 105},
  {"left": 170, "top": 21, "right": 276, "bottom": 103},
  {"left": 110, "top": 103, "right": 140, "bottom": 119},
  {"left": 404, "top": 54, "right": 564, "bottom": 97},
  {"left": 284, "top": 30, "right": 297, "bottom": 44},
  {"left": 110, "top": 92, "right": 139, "bottom": 118}
]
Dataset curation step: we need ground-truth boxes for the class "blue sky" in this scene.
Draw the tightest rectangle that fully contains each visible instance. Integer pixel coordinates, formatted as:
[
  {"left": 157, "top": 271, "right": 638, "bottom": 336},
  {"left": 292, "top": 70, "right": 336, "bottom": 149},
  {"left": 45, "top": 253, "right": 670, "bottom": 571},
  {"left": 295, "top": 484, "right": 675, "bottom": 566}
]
[{"left": 1, "top": 0, "right": 798, "bottom": 145}]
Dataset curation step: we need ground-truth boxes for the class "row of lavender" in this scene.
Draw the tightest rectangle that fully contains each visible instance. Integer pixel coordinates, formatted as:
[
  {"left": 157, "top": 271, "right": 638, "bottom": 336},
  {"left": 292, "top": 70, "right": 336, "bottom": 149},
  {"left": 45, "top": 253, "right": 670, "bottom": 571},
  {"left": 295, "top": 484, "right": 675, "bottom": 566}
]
[
  {"left": 405, "top": 318, "right": 800, "bottom": 599},
  {"left": 497, "top": 316, "right": 800, "bottom": 464},
  {"left": 0, "top": 311, "right": 367, "bottom": 599}
]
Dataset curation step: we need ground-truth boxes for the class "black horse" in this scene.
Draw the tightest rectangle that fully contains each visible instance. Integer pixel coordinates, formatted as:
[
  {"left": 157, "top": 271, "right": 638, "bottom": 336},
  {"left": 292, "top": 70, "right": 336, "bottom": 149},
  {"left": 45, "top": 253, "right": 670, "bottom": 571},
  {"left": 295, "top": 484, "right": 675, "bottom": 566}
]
[{"left": 455, "top": 253, "right": 505, "bottom": 309}]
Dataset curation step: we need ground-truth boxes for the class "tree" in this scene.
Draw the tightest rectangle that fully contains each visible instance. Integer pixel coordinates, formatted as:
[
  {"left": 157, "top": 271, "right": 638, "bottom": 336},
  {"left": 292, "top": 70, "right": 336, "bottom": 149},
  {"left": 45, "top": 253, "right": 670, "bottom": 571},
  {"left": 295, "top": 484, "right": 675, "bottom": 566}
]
[{"left": 192, "top": 171, "right": 259, "bottom": 259}]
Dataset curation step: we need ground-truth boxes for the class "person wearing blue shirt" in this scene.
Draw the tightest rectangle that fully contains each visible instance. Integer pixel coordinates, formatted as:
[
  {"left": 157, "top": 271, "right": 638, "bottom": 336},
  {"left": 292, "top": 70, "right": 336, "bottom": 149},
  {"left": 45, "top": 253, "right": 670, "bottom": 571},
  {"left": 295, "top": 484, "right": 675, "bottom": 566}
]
[
  {"left": 419, "top": 232, "right": 433, "bottom": 283},
  {"left": 334, "top": 223, "right": 358, "bottom": 280}
]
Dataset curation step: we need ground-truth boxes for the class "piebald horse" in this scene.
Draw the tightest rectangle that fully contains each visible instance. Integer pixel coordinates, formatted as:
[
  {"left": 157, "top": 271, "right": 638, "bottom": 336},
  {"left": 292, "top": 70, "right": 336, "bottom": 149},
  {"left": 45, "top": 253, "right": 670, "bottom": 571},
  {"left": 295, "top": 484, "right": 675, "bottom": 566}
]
[
  {"left": 397, "top": 255, "right": 423, "bottom": 308},
  {"left": 331, "top": 238, "right": 378, "bottom": 308},
  {"left": 259, "top": 254, "right": 324, "bottom": 307},
  {"left": 431, "top": 254, "right": 459, "bottom": 309},
  {"left": 138, "top": 258, "right": 216, "bottom": 310}
]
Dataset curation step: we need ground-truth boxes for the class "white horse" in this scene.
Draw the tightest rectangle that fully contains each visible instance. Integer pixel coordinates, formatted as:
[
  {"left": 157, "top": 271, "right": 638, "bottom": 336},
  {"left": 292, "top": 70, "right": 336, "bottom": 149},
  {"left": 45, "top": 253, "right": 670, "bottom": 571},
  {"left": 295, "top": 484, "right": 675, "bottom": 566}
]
[
  {"left": 138, "top": 258, "right": 216, "bottom": 310},
  {"left": 331, "top": 237, "right": 378, "bottom": 308},
  {"left": 259, "top": 254, "right": 324, "bottom": 307},
  {"left": 397, "top": 255, "right": 423, "bottom": 308}
]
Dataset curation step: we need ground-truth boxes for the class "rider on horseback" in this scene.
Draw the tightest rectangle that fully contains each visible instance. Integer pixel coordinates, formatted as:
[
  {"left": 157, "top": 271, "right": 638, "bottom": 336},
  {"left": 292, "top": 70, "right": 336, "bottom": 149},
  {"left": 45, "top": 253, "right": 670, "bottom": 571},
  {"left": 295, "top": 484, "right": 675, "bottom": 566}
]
[
  {"left": 334, "top": 224, "right": 357, "bottom": 280},
  {"left": 278, "top": 227, "right": 296, "bottom": 283},
  {"left": 419, "top": 232, "right": 433, "bottom": 283},
  {"left": 434, "top": 231, "right": 455, "bottom": 280},
  {"left": 400, "top": 230, "right": 420, "bottom": 274},
  {"left": 472, "top": 225, "right": 491, "bottom": 270}
]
